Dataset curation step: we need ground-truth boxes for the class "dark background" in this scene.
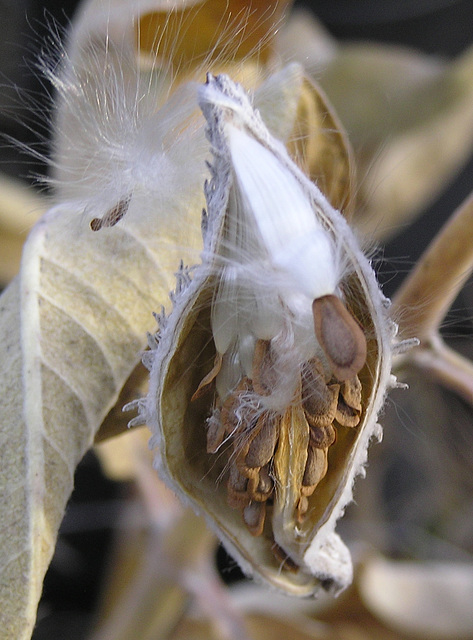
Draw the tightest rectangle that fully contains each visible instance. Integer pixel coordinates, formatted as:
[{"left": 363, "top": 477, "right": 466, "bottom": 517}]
[{"left": 1, "top": 1, "right": 472, "bottom": 638}]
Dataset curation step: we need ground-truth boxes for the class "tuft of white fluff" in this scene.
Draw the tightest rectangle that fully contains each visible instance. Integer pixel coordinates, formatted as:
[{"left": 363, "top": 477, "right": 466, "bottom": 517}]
[
  {"left": 39, "top": 9, "right": 209, "bottom": 253},
  {"left": 198, "top": 74, "right": 354, "bottom": 409}
]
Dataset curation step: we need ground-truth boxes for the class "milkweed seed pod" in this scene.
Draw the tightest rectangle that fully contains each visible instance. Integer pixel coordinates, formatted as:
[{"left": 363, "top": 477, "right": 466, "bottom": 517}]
[{"left": 133, "top": 73, "right": 397, "bottom": 596}]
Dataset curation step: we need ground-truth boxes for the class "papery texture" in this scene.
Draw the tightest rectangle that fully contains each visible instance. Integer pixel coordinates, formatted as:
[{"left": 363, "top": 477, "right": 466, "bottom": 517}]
[{"left": 281, "top": 11, "right": 473, "bottom": 240}]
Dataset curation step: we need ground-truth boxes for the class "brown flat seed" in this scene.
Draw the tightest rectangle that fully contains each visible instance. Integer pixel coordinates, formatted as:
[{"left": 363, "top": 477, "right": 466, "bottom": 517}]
[
  {"left": 312, "top": 294, "right": 367, "bottom": 381},
  {"left": 90, "top": 195, "right": 131, "bottom": 231},
  {"left": 221, "top": 377, "right": 254, "bottom": 435},
  {"left": 296, "top": 495, "right": 309, "bottom": 521},
  {"left": 336, "top": 399, "right": 360, "bottom": 427},
  {"left": 243, "top": 501, "right": 266, "bottom": 537},
  {"left": 302, "top": 444, "right": 329, "bottom": 488},
  {"left": 252, "top": 339, "right": 277, "bottom": 396},
  {"left": 245, "top": 413, "right": 279, "bottom": 468},
  {"left": 227, "top": 466, "right": 250, "bottom": 509},
  {"left": 336, "top": 377, "right": 362, "bottom": 427},
  {"left": 247, "top": 465, "right": 273, "bottom": 502},
  {"left": 302, "top": 361, "right": 339, "bottom": 428},
  {"left": 308, "top": 423, "right": 336, "bottom": 449},
  {"left": 341, "top": 376, "right": 363, "bottom": 411},
  {"left": 206, "top": 410, "right": 226, "bottom": 453},
  {"left": 257, "top": 465, "right": 273, "bottom": 495}
]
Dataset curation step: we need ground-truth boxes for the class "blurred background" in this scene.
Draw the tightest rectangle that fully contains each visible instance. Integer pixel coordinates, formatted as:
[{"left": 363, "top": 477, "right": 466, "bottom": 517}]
[{"left": 1, "top": 1, "right": 473, "bottom": 638}]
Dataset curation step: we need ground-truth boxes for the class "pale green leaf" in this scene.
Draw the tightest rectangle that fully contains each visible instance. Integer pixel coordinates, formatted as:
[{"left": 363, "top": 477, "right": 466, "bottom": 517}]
[{"left": 0, "top": 177, "right": 205, "bottom": 638}]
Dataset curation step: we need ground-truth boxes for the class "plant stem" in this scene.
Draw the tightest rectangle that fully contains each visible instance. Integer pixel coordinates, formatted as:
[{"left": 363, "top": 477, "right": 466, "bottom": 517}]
[
  {"left": 407, "top": 334, "right": 473, "bottom": 405},
  {"left": 392, "top": 191, "right": 473, "bottom": 340}
]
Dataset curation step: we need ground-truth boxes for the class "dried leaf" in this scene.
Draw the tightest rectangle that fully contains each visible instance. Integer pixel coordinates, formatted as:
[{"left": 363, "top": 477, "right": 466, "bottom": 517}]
[
  {"left": 280, "top": 11, "right": 473, "bottom": 240},
  {"left": 0, "top": 189, "right": 204, "bottom": 637},
  {"left": 360, "top": 557, "right": 473, "bottom": 639},
  {"left": 138, "top": 0, "right": 293, "bottom": 70},
  {"left": 0, "top": 1, "right": 322, "bottom": 635},
  {"left": 0, "top": 23, "right": 208, "bottom": 633}
]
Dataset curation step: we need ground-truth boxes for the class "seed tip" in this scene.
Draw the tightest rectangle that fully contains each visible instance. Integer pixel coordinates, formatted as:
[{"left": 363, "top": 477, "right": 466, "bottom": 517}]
[{"left": 312, "top": 294, "right": 367, "bottom": 381}]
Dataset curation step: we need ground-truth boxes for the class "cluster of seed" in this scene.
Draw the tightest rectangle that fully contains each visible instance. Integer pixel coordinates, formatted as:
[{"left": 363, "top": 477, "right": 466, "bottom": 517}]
[{"left": 193, "top": 335, "right": 363, "bottom": 538}]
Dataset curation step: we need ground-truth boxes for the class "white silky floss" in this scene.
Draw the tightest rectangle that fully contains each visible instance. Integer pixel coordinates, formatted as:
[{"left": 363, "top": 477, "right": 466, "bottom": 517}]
[
  {"left": 200, "top": 75, "right": 346, "bottom": 410},
  {"left": 227, "top": 125, "right": 338, "bottom": 300}
]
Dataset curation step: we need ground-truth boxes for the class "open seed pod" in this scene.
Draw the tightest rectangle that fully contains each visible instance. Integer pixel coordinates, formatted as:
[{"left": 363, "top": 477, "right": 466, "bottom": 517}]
[{"left": 137, "top": 73, "right": 397, "bottom": 596}]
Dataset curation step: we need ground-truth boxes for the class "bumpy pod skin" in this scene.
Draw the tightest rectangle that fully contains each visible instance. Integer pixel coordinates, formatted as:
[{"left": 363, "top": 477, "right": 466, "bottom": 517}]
[{"left": 138, "top": 73, "right": 396, "bottom": 596}]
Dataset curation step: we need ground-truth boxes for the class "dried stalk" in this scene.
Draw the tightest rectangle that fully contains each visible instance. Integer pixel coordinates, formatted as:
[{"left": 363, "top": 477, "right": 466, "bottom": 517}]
[
  {"left": 89, "top": 436, "right": 250, "bottom": 640},
  {"left": 393, "top": 191, "right": 473, "bottom": 403},
  {"left": 393, "top": 191, "right": 473, "bottom": 340}
]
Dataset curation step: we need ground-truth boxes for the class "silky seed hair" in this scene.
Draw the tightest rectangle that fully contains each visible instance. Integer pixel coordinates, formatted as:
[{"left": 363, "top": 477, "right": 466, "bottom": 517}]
[
  {"left": 197, "top": 75, "right": 370, "bottom": 416},
  {"left": 23, "top": 1, "right": 287, "bottom": 256}
]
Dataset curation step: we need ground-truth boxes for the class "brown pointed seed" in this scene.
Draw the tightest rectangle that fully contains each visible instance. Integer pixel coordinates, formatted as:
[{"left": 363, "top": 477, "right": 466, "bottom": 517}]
[
  {"left": 302, "top": 444, "right": 329, "bottom": 489},
  {"left": 244, "top": 413, "right": 279, "bottom": 469},
  {"left": 257, "top": 464, "right": 273, "bottom": 497},
  {"left": 221, "top": 377, "right": 255, "bottom": 435},
  {"left": 336, "top": 376, "right": 363, "bottom": 427},
  {"left": 308, "top": 423, "right": 336, "bottom": 449},
  {"left": 90, "top": 194, "right": 131, "bottom": 231},
  {"left": 247, "top": 465, "right": 274, "bottom": 502},
  {"left": 312, "top": 294, "right": 367, "bottom": 381},
  {"left": 302, "top": 358, "right": 340, "bottom": 428},
  {"left": 296, "top": 495, "right": 309, "bottom": 520},
  {"left": 206, "top": 408, "right": 226, "bottom": 453},
  {"left": 227, "top": 466, "right": 250, "bottom": 509}
]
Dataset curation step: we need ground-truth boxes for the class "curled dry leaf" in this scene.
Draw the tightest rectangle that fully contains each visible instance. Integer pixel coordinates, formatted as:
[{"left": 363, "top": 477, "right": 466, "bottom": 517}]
[
  {"left": 135, "top": 74, "right": 397, "bottom": 596},
  {"left": 280, "top": 11, "right": 473, "bottom": 241},
  {"left": 0, "top": 194, "right": 203, "bottom": 638}
]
